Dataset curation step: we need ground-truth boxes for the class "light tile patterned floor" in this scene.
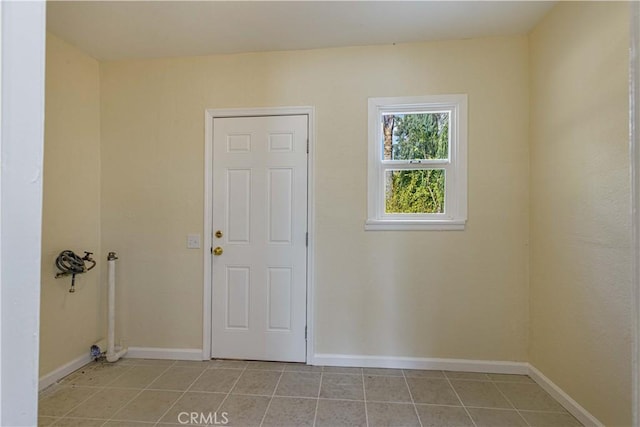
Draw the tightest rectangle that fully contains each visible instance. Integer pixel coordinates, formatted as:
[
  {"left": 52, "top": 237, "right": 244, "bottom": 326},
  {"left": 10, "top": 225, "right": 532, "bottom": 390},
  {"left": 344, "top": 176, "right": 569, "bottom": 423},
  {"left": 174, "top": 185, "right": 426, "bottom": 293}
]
[{"left": 38, "top": 359, "right": 583, "bottom": 426}]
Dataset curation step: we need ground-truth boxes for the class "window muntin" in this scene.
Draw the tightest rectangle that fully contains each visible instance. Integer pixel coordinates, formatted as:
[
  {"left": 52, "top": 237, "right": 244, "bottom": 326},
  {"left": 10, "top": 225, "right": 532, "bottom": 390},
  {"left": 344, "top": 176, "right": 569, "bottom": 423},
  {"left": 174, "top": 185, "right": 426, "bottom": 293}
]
[{"left": 367, "top": 95, "right": 467, "bottom": 231}]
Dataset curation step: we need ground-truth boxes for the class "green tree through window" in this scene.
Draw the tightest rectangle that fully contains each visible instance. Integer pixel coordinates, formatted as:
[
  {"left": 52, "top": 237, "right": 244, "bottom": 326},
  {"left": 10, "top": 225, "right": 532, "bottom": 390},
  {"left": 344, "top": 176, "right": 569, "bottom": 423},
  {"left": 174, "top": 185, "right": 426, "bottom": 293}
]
[{"left": 383, "top": 112, "right": 449, "bottom": 213}]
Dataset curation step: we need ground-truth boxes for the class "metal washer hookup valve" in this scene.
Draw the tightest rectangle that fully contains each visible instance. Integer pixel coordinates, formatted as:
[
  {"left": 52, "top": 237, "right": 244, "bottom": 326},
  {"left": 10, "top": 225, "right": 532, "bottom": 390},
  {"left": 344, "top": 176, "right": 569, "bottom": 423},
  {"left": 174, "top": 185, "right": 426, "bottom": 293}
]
[{"left": 54, "top": 250, "right": 96, "bottom": 293}]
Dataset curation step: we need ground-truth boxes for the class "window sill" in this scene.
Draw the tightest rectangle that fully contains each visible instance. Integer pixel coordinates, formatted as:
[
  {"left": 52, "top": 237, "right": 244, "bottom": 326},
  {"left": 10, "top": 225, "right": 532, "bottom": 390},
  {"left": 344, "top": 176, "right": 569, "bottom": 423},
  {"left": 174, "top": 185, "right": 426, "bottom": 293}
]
[{"left": 364, "top": 219, "right": 466, "bottom": 231}]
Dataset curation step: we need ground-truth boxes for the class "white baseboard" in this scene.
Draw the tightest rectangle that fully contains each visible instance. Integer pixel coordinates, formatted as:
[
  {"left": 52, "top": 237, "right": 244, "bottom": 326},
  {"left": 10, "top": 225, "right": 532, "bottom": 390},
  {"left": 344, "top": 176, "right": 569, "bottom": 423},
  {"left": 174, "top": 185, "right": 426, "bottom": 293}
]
[
  {"left": 312, "top": 354, "right": 604, "bottom": 425},
  {"left": 528, "top": 364, "right": 604, "bottom": 427},
  {"left": 37, "top": 349, "right": 603, "bottom": 426},
  {"left": 311, "top": 353, "right": 528, "bottom": 374},
  {"left": 39, "top": 352, "right": 92, "bottom": 391},
  {"left": 125, "top": 347, "right": 204, "bottom": 361}
]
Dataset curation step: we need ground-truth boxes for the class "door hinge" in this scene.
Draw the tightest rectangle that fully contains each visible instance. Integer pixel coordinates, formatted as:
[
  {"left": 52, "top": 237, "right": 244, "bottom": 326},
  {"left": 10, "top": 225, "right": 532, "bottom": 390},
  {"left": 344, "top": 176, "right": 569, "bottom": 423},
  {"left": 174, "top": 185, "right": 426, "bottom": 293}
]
[
  {"left": 305, "top": 326, "right": 307, "bottom": 340},
  {"left": 306, "top": 139, "right": 309, "bottom": 154},
  {"left": 305, "top": 232, "right": 308, "bottom": 247}
]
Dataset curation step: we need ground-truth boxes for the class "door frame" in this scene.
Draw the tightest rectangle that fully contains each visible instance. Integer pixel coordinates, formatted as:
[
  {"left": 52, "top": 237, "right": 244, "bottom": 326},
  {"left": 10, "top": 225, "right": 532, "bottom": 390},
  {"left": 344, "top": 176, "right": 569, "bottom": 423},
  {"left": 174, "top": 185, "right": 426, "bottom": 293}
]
[
  {"left": 203, "top": 106, "right": 316, "bottom": 364},
  {"left": 0, "top": 1, "right": 46, "bottom": 424}
]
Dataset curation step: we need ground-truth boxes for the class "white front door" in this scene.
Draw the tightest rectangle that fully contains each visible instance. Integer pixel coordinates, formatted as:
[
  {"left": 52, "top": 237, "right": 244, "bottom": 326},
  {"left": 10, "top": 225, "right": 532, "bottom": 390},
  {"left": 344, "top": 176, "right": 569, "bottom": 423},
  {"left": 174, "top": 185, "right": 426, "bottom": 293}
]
[{"left": 211, "top": 115, "right": 308, "bottom": 362}]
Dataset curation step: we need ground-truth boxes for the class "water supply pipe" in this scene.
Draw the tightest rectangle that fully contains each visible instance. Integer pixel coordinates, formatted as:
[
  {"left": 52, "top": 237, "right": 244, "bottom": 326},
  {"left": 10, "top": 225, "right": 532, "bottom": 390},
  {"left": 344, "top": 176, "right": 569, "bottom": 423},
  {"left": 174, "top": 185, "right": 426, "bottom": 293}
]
[{"left": 106, "top": 252, "right": 127, "bottom": 362}]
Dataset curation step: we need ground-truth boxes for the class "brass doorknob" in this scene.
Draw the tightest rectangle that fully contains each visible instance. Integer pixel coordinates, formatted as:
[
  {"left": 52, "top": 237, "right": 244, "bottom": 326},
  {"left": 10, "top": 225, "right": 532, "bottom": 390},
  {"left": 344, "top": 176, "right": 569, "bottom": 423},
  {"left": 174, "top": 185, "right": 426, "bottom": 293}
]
[{"left": 213, "top": 247, "right": 223, "bottom": 256}]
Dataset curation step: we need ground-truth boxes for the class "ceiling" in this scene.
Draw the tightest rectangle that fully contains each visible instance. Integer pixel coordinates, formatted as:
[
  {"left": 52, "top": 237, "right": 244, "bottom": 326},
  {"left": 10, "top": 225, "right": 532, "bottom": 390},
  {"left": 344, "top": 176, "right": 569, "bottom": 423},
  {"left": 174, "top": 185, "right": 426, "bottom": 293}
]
[{"left": 46, "top": 1, "right": 556, "bottom": 61}]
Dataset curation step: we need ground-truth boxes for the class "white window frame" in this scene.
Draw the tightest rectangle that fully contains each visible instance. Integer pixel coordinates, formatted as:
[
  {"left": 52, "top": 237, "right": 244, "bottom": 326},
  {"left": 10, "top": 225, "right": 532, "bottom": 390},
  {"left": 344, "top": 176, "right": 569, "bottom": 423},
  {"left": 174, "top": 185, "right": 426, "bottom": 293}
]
[{"left": 366, "top": 94, "right": 468, "bottom": 231}]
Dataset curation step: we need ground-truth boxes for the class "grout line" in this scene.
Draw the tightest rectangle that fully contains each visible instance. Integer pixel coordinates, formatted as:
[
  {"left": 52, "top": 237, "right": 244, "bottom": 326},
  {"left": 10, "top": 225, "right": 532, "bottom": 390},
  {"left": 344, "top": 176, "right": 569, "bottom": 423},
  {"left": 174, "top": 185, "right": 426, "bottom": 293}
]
[
  {"left": 57, "top": 416, "right": 152, "bottom": 426},
  {"left": 44, "top": 362, "right": 128, "bottom": 423},
  {"left": 321, "top": 367, "right": 363, "bottom": 374},
  {"left": 357, "top": 373, "right": 405, "bottom": 377},
  {"left": 366, "top": 400, "right": 416, "bottom": 405},
  {"left": 153, "top": 361, "right": 213, "bottom": 426},
  {"left": 42, "top": 386, "right": 100, "bottom": 421},
  {"left": 361, "top": 370, "right": 369, "bottom": 427},
  {"left": 492, "top": 379, "right": 532, "bottom": 427},
  {"left": 444, "top": 372, "right": 478, "bottom": 427},
  {"left": 40, "top": 362, "right": 579, "bottom": 427},
  {"left": 517, "top": 408, "right": 582, "bottom": 415},
  {"left": 102, "top": 360, "right": 176, "bottom": 426},
  {"left": 49, "top": 416, "right": 110, "bottom": 421},
  {"left": 251, "top": 393, "right": 317, "bottom": 400},
  {"left": 225, "top": 363, "right": 251, "bottom": 395},
  {"left": 214, "top": 361, "right": 249, "bottom": 422},
  {"left": 38, "top": 416, "right": 61, "bottom": 427},
  {"left": 312, "top": 372, "right": 323, "bottom": 427},
  {"left": 316, "top": 397, "right": 367, "bottom": 403},
  {"left": 258, "top": 368, "right": 285, "bottom": 427},
  {"left": 320, "top": 372, "right": 363, "bottom": 376},
  {"left": 412, "top": 402, "right": 466, "bottom": 408},
  {"left": 224, "top": 392, "right": 285, "bottom": 398},
  {"left": 490, "top": 381, "right": 517, "bottom": 410},
  {"left": 444, "top": 372, "right": 491, "bottom": 381},
  {"left": 402, "top": 368, "right": 424, "bottom": 427}
]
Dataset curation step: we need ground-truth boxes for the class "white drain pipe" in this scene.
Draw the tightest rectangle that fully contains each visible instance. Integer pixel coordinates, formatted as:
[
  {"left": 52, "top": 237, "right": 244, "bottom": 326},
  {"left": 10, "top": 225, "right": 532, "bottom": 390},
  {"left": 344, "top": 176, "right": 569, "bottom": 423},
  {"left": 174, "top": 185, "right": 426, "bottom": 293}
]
[{"left": 107, "top": 252, "right": 127, "bottom": 362}]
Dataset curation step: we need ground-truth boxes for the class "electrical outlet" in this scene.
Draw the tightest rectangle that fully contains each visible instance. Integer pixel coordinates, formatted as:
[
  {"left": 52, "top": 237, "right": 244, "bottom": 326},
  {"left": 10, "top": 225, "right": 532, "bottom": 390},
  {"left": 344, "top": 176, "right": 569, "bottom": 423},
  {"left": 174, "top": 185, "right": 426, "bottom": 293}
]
[{"left": 187, "top": 234, "right": 201, "bottom": 249}]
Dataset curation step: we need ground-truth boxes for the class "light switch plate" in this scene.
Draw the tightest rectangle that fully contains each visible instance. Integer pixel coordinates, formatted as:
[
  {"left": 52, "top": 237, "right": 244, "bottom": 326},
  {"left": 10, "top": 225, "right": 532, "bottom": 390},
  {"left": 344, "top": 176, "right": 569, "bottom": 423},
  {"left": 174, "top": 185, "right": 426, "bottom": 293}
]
[{"left": 187, "top": 234, "right": 201, "bottom": 249}]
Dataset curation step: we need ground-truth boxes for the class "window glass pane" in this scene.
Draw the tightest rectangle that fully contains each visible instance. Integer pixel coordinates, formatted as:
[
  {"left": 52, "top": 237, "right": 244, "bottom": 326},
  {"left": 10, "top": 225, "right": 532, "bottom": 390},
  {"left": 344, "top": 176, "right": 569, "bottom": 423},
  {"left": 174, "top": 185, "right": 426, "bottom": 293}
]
[
  {"left": 385, "top": 169, "right": 445, "bottom": 214},
  {"left": 381, "top": 112, "right": 449, "bottom": 161}
]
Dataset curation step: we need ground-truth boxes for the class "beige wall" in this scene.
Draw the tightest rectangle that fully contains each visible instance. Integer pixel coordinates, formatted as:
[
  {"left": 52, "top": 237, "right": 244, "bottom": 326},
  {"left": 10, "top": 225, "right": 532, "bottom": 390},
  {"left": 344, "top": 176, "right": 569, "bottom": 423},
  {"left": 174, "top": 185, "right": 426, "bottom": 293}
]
[
  {"left": 40, "top": 4, "right": 635, "bottom": 421},
  {"left": 40, "top": 34, "right": 104, "bottom": 376},
  {"left": 529, "top": 3, "right": 631, "bottom": 425},
  {"left": 100, "top": 36, "right": 531, "bottom": 360}
]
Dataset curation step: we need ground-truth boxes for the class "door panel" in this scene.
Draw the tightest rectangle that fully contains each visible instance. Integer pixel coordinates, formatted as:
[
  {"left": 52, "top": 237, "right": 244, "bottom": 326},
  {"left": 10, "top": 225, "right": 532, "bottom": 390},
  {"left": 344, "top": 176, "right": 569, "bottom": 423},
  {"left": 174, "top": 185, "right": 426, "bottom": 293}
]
[
  {"left": 212, "top": 115, "right": 308, "bottom": 362},
  {"left": 226, "top": 267, "right": 250, "bottom": 329},
  {"left": 268, "top": 168, "right": 293, "bottom": 243},
  {"left": 267, "top": 267, "right": 292, "bottom": 331},
  {"left": 227, "top": 169, "right": 251, "bottom": 243}
]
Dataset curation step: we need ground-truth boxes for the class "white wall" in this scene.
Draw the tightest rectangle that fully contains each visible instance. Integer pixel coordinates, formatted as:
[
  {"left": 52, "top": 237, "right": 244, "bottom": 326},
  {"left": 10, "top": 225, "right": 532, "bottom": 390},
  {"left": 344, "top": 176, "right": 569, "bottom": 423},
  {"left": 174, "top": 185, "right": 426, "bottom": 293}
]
[
  {"left": 1, "top": 1, "right": 46, "bottom": 425},
  {"left": 40, "top": 33, "right": 103, "bottom": 378},
  {"left": 100, "top": 36, "right": 531, "bottom": 362},
  {"left": 38, "top": 3, "right": 635, "bottom": 423},
  {"left": 633, "top": 4, "right": 640, "bottom": 425},
  {"left": 529, "top": 2, "right": 631, "bottom": 425}
]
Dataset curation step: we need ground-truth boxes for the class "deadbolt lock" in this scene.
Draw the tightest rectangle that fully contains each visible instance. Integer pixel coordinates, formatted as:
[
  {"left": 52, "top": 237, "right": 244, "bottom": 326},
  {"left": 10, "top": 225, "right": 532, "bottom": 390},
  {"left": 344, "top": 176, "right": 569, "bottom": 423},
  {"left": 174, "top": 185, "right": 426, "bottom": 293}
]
[
  {"left": 215, "top": 230, "right": 223, "bottom": 238},
  {"left": 213, "top": 247, "right": 223, "bottom": 256}
]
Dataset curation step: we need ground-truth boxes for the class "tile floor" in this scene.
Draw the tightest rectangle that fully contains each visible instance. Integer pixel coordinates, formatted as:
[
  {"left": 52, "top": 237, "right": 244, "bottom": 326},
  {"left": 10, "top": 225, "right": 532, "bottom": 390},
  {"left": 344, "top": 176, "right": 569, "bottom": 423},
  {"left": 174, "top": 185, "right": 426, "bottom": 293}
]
[{"left": 38, "top": 358, "right": 583, "bottom": 427}]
